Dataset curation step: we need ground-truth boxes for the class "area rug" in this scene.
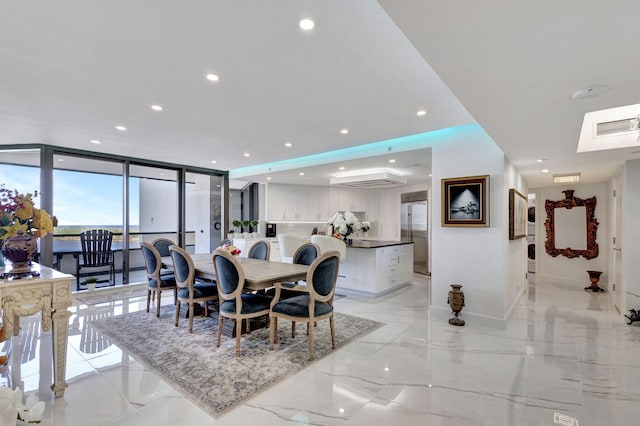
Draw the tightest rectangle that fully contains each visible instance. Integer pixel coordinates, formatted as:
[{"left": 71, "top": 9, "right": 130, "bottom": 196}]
[{"left": 89, "top": 307, "right": 382, "bottom": 418}]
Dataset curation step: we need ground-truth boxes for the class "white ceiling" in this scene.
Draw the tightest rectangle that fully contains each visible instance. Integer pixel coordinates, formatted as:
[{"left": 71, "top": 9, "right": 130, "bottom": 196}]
[{"left": 1, "top": 1, "right": 639, "bottom": 189}]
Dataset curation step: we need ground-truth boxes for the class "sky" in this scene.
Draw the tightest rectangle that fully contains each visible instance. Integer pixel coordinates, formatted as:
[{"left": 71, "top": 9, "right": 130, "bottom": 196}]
[{"left": 1, "top": 164, "right": 140, "bottom": 226}]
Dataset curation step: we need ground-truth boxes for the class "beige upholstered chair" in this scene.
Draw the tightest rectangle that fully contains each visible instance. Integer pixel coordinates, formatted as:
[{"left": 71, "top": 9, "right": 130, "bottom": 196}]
[
  {"left": 310, "top": 235, "right": 346, "bottom": 261},
  {"left": 269, "top": 251, "right": 340, "bottom": 360},
  {"left": 277, "top": 234, "right": 307, "bottom": 263},
  {"left": 169, "top": 245, "right": 218, "bottom": 333}
]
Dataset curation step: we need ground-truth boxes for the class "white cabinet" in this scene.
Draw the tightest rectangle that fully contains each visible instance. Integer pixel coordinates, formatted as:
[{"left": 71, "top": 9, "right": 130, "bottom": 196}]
[
  {"left": 267, "top": 184, "right": 287, "bottom": 221},
  {"left": 336, "top": 243, "right": 414, "bottom": 296},
  {"left": 267, "top": 184, "right": 372, "bottom": 221},
  {"left": 337, "top": 187, "right": 367, "bottom": 212},
  {"left": 308, "top": 186, "right": 329, "bottom": 221}
]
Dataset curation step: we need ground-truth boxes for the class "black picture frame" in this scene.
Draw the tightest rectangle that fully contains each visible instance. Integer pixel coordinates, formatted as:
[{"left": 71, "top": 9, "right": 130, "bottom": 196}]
[{"left": 441, "top": 175, "right": 489, "bottom": 227}]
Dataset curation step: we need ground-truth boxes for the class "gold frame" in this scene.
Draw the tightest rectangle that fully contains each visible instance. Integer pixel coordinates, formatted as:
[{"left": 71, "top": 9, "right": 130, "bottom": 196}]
[
  {"left": 441, "top": 175, "right": 489, "bottom": 227},
  {"left": 509, "top": 189, "right": 527, "bottom": 240}
]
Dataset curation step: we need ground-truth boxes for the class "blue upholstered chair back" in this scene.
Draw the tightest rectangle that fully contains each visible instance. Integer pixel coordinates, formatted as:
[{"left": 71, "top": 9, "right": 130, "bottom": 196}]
[
  {"left": 141, "top": 243, "right": 159, "bottom": 275},
  {"left": 170, "top": 248, "right": 191, "bottom": 284},
  {"left": 152, "top": 238, "right": 174, "bottom": 257},
  {"left": 220, "top": 239, "right": 232, "bottom": 247},
  {"left": 248, "top": 240, "right": 270, "bottom": 260},
  {"left": 293, "top": 243, "right": 319, "bottom": 266},
  {"left": 311, "top": 253, "right": 339, "bottom": 297},
  {"left": 214, "top": 252, "right": 241, "bottom": 296}
]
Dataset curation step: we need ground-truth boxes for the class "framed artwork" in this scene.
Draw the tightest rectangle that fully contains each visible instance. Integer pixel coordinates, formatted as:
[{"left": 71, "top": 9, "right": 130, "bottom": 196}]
[
  {"left": 509, "top": 188, "right": 527, "bottom": 240},
  {"left": 441, "top": 175, "right": 489, "bottom": 227}
]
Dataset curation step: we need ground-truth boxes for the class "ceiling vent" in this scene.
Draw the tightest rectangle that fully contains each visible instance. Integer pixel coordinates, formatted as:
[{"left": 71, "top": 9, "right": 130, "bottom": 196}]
[
  {"left": 330, "top": 171, "right": 407, "bottom": 188},
  {"left": 595, "top": 117, "right": 638, "bottom": 137}
]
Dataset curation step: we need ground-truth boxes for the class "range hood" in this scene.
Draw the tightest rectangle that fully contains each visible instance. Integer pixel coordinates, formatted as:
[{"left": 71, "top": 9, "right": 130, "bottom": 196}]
[{"left": 330, "top": 171, "right": 407, "bottom": 188}]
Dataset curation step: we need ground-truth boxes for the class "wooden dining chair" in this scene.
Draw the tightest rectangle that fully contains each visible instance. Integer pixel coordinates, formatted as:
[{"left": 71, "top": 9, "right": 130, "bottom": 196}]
[
  {"left": 169, "top": 245, "right": 218, "bottom": 333},
  {"left": 269, "top": 250, "right": 340, "bottom": 360},
  {"left": 75, "top": 229, "right": 116, "bottom": 287},
  {"left": 247, "top": 239, "right": 270, "bottom": 260},
  {"left": 212, "top": 248, "right": 273, "bottom": 355},
  {"left": 141, "top": 242, "right": 177, "bottom": 317}
]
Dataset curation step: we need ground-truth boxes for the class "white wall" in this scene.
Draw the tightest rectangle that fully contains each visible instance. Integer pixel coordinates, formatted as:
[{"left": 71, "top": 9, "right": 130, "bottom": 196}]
[
  {"left": 622, "top": 160, "right": 640, "bottom": 311},
  {"left": 378, "top": 182, "right": 429, "bottom": 241},
  {"left": 536, "top": 183, "right": 609, "bottom": 288},
  {"left": 504, "top": 158, "right": 528, "bottom": 318},
  {"left": 431, "top": 125, "right": 510, "bottom": 324},
  {"left": 139, "top": 179, "right": 177, "bottom": 243}
]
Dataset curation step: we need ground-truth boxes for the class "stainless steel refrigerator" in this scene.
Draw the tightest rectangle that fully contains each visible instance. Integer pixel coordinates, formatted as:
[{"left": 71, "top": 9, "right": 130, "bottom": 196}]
[{"left": 401, "top": 192, "right": 428, "bottom": 275}]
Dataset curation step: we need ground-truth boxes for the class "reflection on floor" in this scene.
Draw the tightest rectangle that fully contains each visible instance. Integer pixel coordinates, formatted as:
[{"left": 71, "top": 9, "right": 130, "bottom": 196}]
[{"left": 1, "top": 274, "right": 639, "bottom": 425}]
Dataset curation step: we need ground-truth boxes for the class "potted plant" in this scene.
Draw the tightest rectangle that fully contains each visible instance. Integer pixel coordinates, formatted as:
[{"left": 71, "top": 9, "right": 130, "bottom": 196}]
[
  {"left": 250, "top": 219, "right": 260, "bottom": 236},
  {"left": 241, "top": 220, "right": 251, "bottom": 237},
  {"left": 84, "top": 276, "right": 98, "bottom": 292},
  {"left": 232, "top": 220, "right": 242, "bottom": 234}
]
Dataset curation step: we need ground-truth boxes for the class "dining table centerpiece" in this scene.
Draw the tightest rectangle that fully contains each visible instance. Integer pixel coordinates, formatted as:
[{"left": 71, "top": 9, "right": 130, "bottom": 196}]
[
  {"left": 221, "top": 243, "right": 241, "bottom": 256},
  {"left": 0, "top": 185, "right": 56, "bottom": 272},
  {"left": 328, "top": 211, "right": 362, "bottom": 240}
]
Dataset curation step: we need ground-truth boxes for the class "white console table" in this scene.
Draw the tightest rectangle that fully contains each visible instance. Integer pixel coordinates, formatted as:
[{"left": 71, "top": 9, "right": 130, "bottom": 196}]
[{"left": 1, "top": 263, "right": 73, "bottom": 397}]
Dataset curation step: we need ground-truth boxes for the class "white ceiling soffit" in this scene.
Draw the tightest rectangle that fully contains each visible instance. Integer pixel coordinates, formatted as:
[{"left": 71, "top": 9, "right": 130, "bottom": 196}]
[
  {"left": 577, "top": 104, "right": 640, "bottom": 153},
  {"left": 330, "top": 172, "right": 407, "bottom": 188}
]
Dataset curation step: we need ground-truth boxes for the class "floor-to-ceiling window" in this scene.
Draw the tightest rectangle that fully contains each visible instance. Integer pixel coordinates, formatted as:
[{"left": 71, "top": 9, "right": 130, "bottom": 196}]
[
  {"left": 1, "top": 145, "right": 226, "bottom": 290},
  {"left": 52, "top": 154, "right": 124, "bottom": 289}
]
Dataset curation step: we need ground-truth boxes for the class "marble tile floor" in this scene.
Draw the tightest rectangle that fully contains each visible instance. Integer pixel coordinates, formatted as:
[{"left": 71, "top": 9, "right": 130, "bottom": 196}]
[{"left": 1, "top": 274, "right": 639, "bottom": 425}]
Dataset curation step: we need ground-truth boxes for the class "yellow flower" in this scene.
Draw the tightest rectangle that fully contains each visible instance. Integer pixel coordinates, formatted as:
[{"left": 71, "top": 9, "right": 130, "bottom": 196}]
[{"left": 33, "top": 209, "right": 54, "bottom": 236}]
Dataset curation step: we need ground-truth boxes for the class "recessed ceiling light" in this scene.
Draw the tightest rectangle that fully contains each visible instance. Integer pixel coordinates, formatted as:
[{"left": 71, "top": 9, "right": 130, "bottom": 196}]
[
  {"left": 536, "top": 158, "right": 547, "bottom": 163},
  {"left": 340, "top": 128, "right": 349, "bottom": 135},
  {"left": 243, "top": 153, "right": 250, "bottom": 157},
  {"left": 541, "top": 169, "right": 550, "bottom": 173},
  {"left": 299, "top": 172, "right": 305, "bottom": 176},
  {"left": 115, "top": 125, "right": 127, "bottom": 131},
  {"left": 429, "top": 173, "right": 432, "bottom": 177},
  {"left": 89, "top": 139, "right": 101, "bottom": 144},
  {"left": 57, "top": 158, "right": 64, "bottom": 162},
  {"left": 389, "top": 159, "right": 396, "bottom": 163},
  {"left": 299, "top": 18, "right": 315, "bottom": 30},
  {"left": 285, "top": 142, "right": 292, "bottom": 147},
  {"left": 416, "top": 109, "right": 427, "bottom": 116},
  {"left": 266, "top": 177, "right": 272, "bottom": 180},
  {"left": 206, "top": 73, "right": 219, "bottom": 82},
  {"left": 150, "top": 104, "right": 163, "bottom": 111},
  {"left": 210, "top": 160, "right": 217, "bottom": 164},
  {"left": 339, "top": 166, "right": 345, "bottom": 170}
]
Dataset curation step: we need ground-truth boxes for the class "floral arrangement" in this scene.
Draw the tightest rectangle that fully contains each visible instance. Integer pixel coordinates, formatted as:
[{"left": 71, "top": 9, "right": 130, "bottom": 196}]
[
  {"left": 0, "top": 386, "right": 45, "bottom": 424},
  {"left": 221, "top": 243, "right": 241, "bottom": 256},
  {"left": 328, "top": 211, "right": 366, "bottom": 239},
  {"left": 0, "top": 186, "right": 56, "bottom": 242}
]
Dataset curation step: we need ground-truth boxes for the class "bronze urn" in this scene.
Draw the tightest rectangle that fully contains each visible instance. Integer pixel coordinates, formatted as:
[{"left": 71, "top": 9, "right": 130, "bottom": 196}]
[{"left": 447, "top": 284, "right": 465, "bottom": 326}]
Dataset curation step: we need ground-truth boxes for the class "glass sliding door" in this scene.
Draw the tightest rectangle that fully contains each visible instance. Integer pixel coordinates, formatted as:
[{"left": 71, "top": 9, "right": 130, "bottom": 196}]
[
  {"left": 128, "top": 164, "right": 178, "bottom": 283},
  {"left": 185, "top": 172, "right": 224, "bottom": 254},
  {"left": 52, "top": 154, "right": 123, "bottom": 289}
]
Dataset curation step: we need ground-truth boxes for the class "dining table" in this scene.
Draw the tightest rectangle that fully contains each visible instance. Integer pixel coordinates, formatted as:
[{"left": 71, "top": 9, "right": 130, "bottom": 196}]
[{"left": 160, "top": 253, "right": 309, "bottom": 292}]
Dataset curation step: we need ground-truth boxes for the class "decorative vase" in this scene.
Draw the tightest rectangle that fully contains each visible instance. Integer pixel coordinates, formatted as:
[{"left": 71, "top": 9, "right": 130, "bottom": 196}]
[
  {"left": 1, "top": 235, "right": 37, "bottom": 273},
  {"left": 447, "top": 284, "right": 465, "bottom": 326},
  {"left": 585, "top": 270, "right": 604, "bottom": 292}
]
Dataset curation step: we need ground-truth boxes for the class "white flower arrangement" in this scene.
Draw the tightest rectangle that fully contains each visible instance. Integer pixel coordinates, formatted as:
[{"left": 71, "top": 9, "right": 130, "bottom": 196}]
[
  {"left": 328, "top": 211, "right": 363, "bottom": 239},
  {"left": 0, "top": 386, "right": 45, "bottom": 424}
]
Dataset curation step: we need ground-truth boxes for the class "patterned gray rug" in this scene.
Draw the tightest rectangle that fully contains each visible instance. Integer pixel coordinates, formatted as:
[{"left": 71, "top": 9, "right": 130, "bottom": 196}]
[{"left": 89, "top": 307, "right": 382, "bottom": 418}]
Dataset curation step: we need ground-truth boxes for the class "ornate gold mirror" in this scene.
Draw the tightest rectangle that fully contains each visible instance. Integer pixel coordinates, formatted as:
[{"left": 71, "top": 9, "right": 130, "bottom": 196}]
[{"left": 544, "top": 190, "right": 599, "bottom": 259}]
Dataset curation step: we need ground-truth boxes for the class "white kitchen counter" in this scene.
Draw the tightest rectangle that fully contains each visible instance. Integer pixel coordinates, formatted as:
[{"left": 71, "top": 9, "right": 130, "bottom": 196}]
[{"left": 337, "top": 241, "right": 414, "bottom": 297}]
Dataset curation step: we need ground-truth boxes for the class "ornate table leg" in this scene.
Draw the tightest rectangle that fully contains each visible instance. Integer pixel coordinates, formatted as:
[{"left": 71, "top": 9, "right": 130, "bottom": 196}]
[{"left": 50, "top": 307, "right": 71, "bottom": 397}]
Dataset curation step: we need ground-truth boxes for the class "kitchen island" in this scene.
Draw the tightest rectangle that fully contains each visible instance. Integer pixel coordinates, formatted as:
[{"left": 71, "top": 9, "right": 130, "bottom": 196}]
[{"left": 337, "top": 240, "right": 414, "bottom": 297}]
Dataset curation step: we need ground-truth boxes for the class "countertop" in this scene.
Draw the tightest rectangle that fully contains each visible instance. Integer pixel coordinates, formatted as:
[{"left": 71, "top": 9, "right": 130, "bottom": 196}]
[{"left": 346, "top": 240, "right": 414, "bottom": 249}]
